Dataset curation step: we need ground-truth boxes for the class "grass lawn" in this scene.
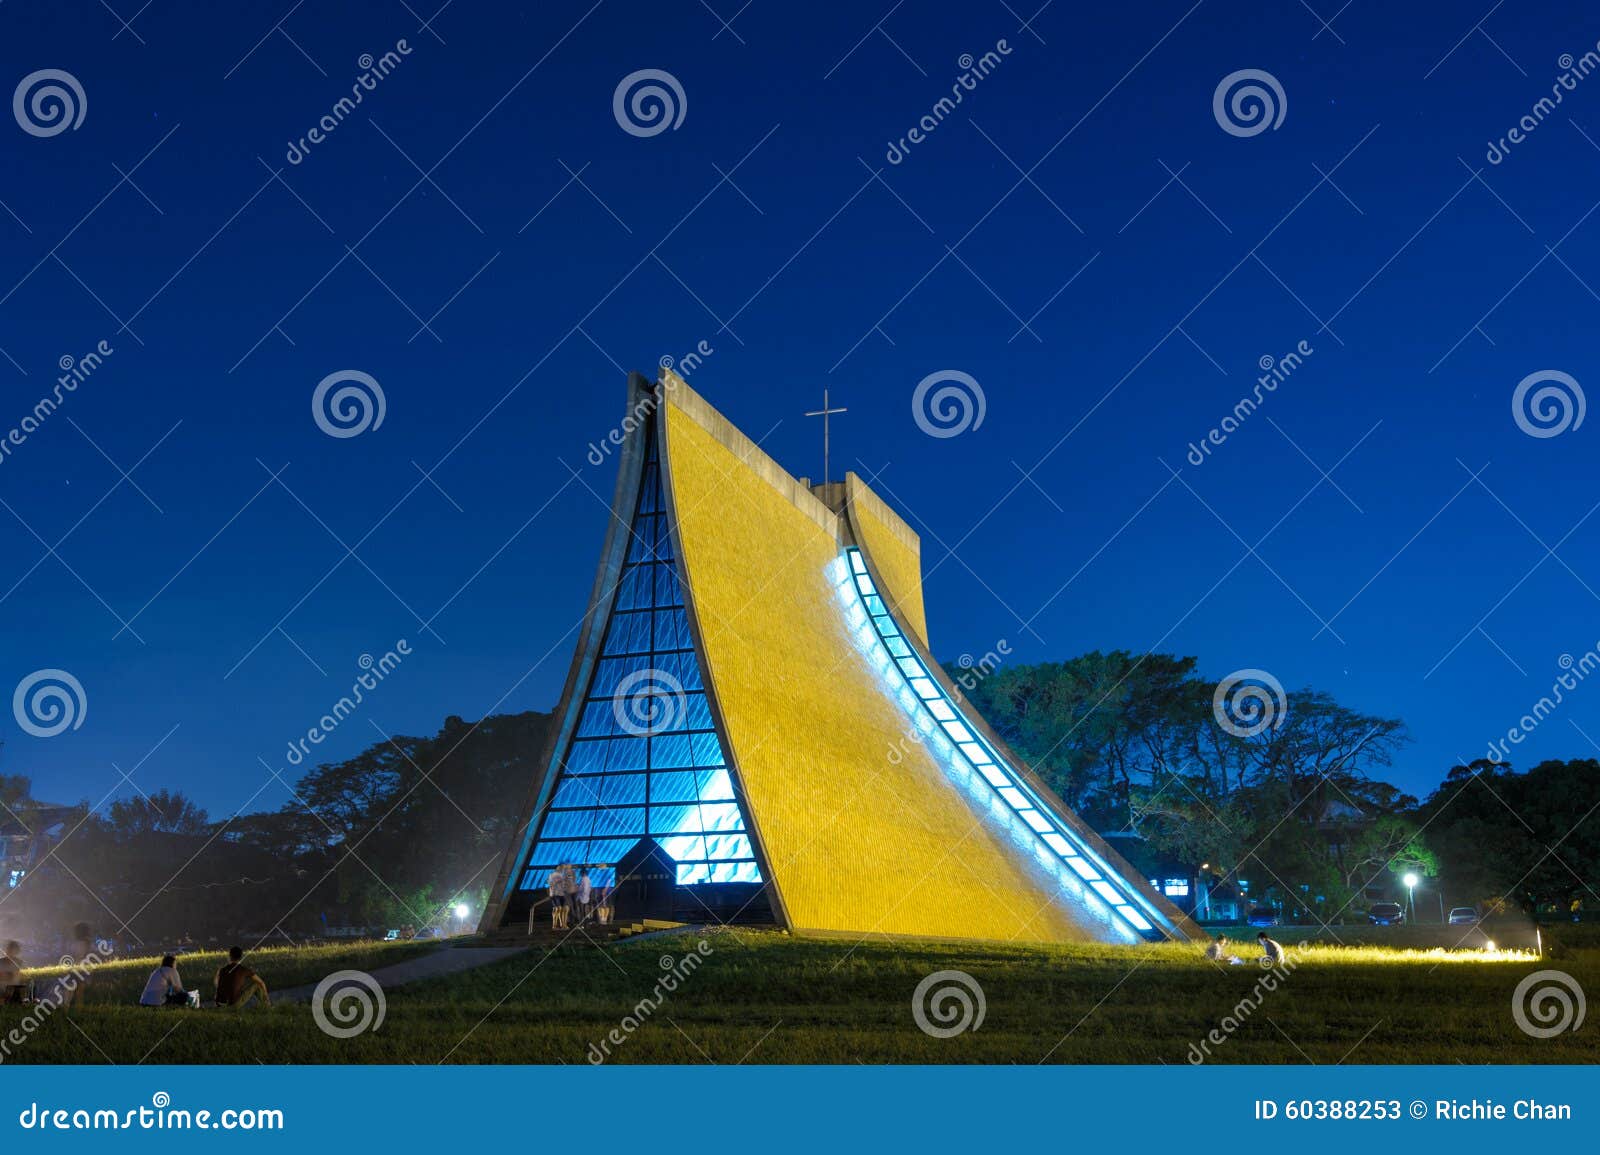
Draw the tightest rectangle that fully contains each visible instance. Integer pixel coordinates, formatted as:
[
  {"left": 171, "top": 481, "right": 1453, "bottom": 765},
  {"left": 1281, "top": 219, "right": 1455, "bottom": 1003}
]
[{"left": 4, "top": 928, "right": 1597, "bottom": 1064}]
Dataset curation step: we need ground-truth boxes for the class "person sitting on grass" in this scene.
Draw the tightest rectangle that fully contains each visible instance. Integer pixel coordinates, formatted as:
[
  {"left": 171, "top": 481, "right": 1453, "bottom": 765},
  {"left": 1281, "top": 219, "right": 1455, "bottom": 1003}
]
[
  {"left": 214, "top": 946, "right": 270, "bottom": 1008},
  {"left": 0, "top": 941, "right": 25, "bottom": 1004},
  {"left": 1205, "top": 933, "right": 1243, "bottom": 965},
  {"left": 139, "top": 954, "right": 190, "bottom": 1007},
  {"left": 1257, "top": 931, "right": 1287, "bottom": 966}
]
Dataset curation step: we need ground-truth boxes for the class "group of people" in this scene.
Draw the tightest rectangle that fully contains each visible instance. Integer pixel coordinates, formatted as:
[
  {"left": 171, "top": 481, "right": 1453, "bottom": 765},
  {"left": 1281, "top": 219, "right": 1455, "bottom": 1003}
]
[
  {"left": 1205, "top": 931, "right": 1287, "bottom": 966},
  {"left": 138, "top": 946, "right": 269, "bottom": 1009},
  {"left": 542, "top": 863, "right": 613, "bottom": 930},
  {"left": 0, "top": 927, "right": 270, "bottom": 1011}
]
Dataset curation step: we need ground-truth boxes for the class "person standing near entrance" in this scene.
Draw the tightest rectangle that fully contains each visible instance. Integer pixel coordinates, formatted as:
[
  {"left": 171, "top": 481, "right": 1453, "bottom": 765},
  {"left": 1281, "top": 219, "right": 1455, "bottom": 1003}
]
[
  {"left": 594, "top": 866, "right": 613, "bottom": 925},
  {"left": 575, "top": 868, "right": 592, "bottom": 926},
  {"left": 547, "top": 864, "right": 570, "bottom": 929}
]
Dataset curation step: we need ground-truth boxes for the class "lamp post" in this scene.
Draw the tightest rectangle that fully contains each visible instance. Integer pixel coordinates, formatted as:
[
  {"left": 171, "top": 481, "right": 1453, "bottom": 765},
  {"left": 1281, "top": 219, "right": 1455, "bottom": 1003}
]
[
  {"left": 453, "top": 902, "right": 470, "bottom": 936},
  {"left": 1403, "top": 872, "right": 1419, "bottom": 922}
]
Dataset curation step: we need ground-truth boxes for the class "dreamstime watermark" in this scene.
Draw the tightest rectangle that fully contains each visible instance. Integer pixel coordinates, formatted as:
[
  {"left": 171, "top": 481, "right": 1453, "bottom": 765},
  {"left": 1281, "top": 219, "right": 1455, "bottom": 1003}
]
[
  {"left": 1186, "top": 340, "right": 1313, "bottom": 465},
  {"left": 283, "top": 642, "right": 410, "bottom": 766},
  {"left": 0, "top": 340, "right": 113, "bottom": 470},
  {"left": 1511, "top": 969, "right": 1586, "bottom": 1038},
  {"left": 911, "top": 969, "right": 986, "bottom": 1038},
  {"left": 885, "top": 40, "right": 1013, "bottom": 164},
  {"left": 1213, "top": 69, "right": 1286, "bottom": 137},
  {"left": 1487, "top": 48, "right": 1600, "bottom": 164},
  {"left": 612, "top": 668, "right": 688, "bottom": 737},
  {"left": 1486, "top": 646, "right": 1600, "bottom": 763},
  {"left": 1185, "top": 953, "right": 1297, "bottom": 1063},
  {"left": 586, "top": 941, "right": 714, "bottom": 1062},
  {"left": 1212, "top": 669, "right": 1287, "bottom": 738},
  {"left": 0, "top": 951, "right": 104, "bottom": 1064},
  {"left": 285, "top": 40, "right": 413, "bottom": 164},
  {"left": 912, "top": 370, "right": 986, "bottom": 438},
  {"left": 1512, "top": 369, "right": 1584, "bottom": 438},
  {"left": 613, "top": 69, "right": 686, "bottom": 137},
  {"left": 15, "top": 1092, "right": 283, "bottom": 1130},
  {"left": 11, "top": 669, "right": 87, "bottom": 738},
  {"left": 311, "top": 969, "right": 386, "bottom": 1039},
  {"left": 952, "top": 640, "right": 1012, "bottom": 694},
  {"left": 584, "top": 346, "right": 712, "bottom": 466},
  {"left": 13, "top": 69, "right": 85, "bottom": 137},
  {"left": 312, "top": 369, "right": 386, "bottom": 438}
]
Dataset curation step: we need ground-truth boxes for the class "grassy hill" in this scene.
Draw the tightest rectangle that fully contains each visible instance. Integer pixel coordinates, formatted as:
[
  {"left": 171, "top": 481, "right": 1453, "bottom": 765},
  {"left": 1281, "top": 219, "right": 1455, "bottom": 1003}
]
[{"left": 5, "top": 929, "right": 1596, "bottom": 1064}]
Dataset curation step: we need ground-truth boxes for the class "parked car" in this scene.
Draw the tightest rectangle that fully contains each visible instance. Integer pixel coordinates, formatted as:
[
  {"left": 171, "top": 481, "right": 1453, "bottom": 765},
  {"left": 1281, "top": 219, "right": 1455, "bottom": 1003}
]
[
  {"left": 1246, "top": 907, "right": 1280, "bottom": 928},
  {"left": 1367, "top": 902, "right": 1406, "bottom": 926},
  {"left": 1448, "top": 906, "right": 1480, "bottom": 926}
]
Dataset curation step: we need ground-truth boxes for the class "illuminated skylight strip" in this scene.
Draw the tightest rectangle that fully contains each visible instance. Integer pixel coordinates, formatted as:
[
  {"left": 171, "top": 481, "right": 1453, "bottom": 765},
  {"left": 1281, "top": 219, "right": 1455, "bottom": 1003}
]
[{"left": 828, "top": 549, "right": 1159, "bottom": 938}]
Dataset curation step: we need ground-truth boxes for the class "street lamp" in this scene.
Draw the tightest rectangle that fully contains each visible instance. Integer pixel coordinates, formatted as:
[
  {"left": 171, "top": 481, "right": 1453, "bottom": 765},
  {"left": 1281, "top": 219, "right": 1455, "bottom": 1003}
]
[
  {"left": 453, "top": 902, "right": 470, "bottom": 935},
  {"left": 1403, "top": 872, "right": 1419, "bottom": 922}
]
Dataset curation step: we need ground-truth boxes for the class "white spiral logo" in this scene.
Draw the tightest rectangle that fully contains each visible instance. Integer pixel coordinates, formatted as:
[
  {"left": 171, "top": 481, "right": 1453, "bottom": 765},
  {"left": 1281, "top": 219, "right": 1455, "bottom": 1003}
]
[
  {"left": 13, "top": 669, "right": 87, "bottom": 738},
  {"left": 311, "top": 969, "right": 386, "bottom": 1038},
  {"left": 1512, "top": 370, "right": 1585, "bottom": 439},
  {"left": 312, "top": 370, "right": 386, "bottom": 438},
  {"left": 613, "top": 69, "right": 686, "bottom": 138},
  {"left": 659, "top": 354, "right": 675, "bottom": 370},
  {"left": 151, "top": 1092, "right": 171, "bottom": 1109},
  {"left": 912, "top": 969, "right": 986, "bottom": 1038},
  {"left": 1213, "top": 69, "right": 1286, "bottom": 138},
  {"left": 13, "top": 69, "right": 87, "bottom": 137},
  {"left": 912, "top": 370, "right": 986, "bottom": 438},
  {"left": 1511, "top": 969, "right": 1586, "bottom": 1038},
  {"left": 612, "top": 668, "right": 687, "bottom": 736},
  {"left": 1212, "top": 668, "right": 1287, "bottom": 738}
]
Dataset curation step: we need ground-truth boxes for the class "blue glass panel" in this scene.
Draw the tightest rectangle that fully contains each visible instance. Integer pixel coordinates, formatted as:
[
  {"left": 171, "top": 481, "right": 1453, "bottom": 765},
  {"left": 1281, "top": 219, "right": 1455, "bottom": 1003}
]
[
  {"left": 654, "top": 608, "right": 694, "bottom": 651},
  {"left": 590, "top": 654, "right": 652, "bottom": 697},
  {"left": 550, "top": 778, "right": 605, "bottom": 808},
  {"left": 658, "top": 834, "right": 706, "bottom": 860},
  {"left": 653, "top": 564, "right": 683, "bottom": 607},
  {"left": 690, "top": 732, "right": 724, "bottom": 767},
  {"left": 601, "top": 737, "right": 649, "bottom": 771},
  {"left": 539, "top": 810, "right": 597, "bottom": 840},
  {"left": 648, "top": 770, "right": 700, "bottom": 803},
  {"left": 683, "top": 693, "right": 714, "bottom": 731},
  {"left": 574, "top": 699, "right": 621, "bottom": 738},
  {"left": 705, "top": 833, "right": 753, "bottom": 860},
  {"left": 601, "top": 611, "right": 651, "bottom": 656},
  {"left": 639, "top": 469, "right": 662, "bottom": 514},
  {"left": 651, "top": 732, "right": 695, "bottom": 768},
  {"left": 864, "top": 595, "right": 887, "bottom": 616},
  {"left": 676, "top": 863, "right": 711, "bottom": 884},
  {"left": 590, "top": 807, "right": 647, "bottom": 838},
  {"left": 648, "top": 805, "right": 703, "bottom": 834},
  {"left": 885, "top": 635, "right": 912, "bottom": 658},
  {"left": 709, "top": 860, "right": 756, "bottom": 882},
  {"left": 598, "top": 774, "right": 648, "bottom": 806},
  {"left": 697, "top": 767, "right": 735, "bottom": 801},
  {"left": 614, "top": 565, "right": 652, "bottom": 611},
  {"left": 564, "top": 741, "right": 609, "bottom": 773},
  {"left": 700, "top": 802, "right": 744, "bottom": 831},
  {"left": 586, "top": 838, "right": 642, "bottom": 863},
  {"left": 528, "top": 840, "right": 590, "bottom": 866}
]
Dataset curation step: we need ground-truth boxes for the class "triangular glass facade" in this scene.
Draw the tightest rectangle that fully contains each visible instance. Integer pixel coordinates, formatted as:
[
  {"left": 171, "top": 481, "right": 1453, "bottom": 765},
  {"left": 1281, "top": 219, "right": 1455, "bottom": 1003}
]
[{"left": 517, "top": 420, "right": 762, "bottom": 891}]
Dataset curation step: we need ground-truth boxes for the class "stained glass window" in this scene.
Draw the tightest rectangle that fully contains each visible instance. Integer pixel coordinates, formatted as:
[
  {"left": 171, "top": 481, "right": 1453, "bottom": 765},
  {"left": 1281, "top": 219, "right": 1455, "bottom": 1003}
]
[{"left": 519, "top": 419, "right": 762, "bottom": 890}]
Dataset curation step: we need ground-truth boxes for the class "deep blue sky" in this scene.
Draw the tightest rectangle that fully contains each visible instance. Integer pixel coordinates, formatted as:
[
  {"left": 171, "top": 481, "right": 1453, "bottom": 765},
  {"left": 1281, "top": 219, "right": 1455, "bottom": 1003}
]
[{"left": 3, "top": 0, "right": 1598, "bottom": 817}]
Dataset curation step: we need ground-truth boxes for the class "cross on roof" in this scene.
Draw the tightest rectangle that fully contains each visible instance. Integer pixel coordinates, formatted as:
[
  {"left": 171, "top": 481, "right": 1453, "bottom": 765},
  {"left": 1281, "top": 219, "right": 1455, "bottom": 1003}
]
[{"left": 804, "top": 388, "right": 847, "bottom": 485}]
